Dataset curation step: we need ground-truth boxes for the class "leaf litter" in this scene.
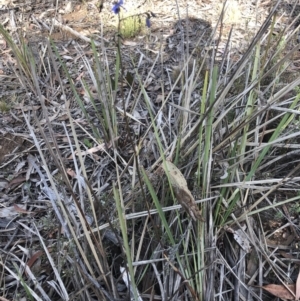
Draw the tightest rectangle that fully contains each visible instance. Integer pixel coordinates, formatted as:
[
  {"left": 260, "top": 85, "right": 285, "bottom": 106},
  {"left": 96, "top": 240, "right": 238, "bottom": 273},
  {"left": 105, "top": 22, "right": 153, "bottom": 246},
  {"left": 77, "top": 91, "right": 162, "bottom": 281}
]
[{"left": 0, "top": 0, "right": 300, "bottom": 300}]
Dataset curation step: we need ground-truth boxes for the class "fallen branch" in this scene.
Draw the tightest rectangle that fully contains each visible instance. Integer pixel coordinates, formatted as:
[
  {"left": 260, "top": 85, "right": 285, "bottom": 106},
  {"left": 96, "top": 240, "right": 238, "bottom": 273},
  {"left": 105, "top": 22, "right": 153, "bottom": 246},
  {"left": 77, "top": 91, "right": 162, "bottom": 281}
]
[{"left": 52, "top": 19, "right": 103, "bottom": 46}]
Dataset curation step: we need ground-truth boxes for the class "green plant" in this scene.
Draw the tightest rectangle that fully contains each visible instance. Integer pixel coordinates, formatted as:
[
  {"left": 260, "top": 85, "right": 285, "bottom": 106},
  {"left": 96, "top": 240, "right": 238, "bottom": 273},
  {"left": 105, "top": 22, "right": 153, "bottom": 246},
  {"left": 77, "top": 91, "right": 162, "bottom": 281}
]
[
  {"left": 83, "top": 138, "right": 92, "bottom": 148},
  {"left": 0, "top": 99, "right": 10, "bottom": 112},
  {"left": 120, "top": 15, "right": 145, "bottom": 38}
]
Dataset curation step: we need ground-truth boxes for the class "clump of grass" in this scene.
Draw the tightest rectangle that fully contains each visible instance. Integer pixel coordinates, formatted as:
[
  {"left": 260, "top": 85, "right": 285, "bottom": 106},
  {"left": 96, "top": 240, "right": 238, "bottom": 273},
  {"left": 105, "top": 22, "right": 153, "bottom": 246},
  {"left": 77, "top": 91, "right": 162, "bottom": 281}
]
[
  {"left": 2, "top": 0, "right": 300, "bottom": 300},
  {"left": 112, "top": 0, "right": 152, "bottom": 39},
  {"left": 119, "top": 15, "right": 145, "bottom": 38},
  {"left": 0, "top": 99, "right": 10, "bottom": 112}
]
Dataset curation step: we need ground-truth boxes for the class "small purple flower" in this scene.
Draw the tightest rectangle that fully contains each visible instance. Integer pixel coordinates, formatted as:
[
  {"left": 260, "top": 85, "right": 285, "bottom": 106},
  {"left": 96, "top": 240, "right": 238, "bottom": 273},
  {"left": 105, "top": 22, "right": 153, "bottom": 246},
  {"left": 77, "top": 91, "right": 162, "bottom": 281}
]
[
  {"left": 146, "top": 17, "right": 151, "bottom": 28},
  {"left": 112, "top": 0, "right": 124, "bottom": 14},
  {"left": 145, "top": 12, "right": 155, "bottom": 28}
]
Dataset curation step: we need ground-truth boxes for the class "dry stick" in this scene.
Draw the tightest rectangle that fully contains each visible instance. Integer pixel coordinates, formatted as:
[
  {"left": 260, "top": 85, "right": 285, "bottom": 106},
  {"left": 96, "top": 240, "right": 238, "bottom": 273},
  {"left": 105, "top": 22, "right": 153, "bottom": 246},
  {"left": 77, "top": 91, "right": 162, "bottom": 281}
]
[{"left": 52, "top": 19, "right": 108, "bottom": 45}]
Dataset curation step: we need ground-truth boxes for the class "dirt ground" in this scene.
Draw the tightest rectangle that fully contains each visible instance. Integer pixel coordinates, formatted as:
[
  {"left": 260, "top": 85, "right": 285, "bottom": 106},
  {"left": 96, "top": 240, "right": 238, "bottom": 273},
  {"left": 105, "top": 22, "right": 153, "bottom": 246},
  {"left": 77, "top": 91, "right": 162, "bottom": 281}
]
[{"left": 1, "top": 0, "right": 300, "bottom": 300}]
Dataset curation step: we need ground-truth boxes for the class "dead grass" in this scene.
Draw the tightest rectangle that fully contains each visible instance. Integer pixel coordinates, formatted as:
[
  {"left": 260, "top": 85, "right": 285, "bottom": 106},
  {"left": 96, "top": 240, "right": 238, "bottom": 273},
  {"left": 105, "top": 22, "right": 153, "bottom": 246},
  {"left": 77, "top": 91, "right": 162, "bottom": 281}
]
[{"left": 1, "top": 0, "right": 300, "bottom": 300}]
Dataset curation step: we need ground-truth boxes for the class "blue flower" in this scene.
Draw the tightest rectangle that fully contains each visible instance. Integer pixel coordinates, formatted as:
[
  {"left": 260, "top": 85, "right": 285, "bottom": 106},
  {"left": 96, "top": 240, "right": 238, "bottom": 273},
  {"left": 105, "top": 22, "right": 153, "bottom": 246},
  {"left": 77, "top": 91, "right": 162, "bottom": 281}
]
[
  {"left": 146, "top": 17, "right": 151, "bottom": 28},
  {"left": 112, "top": 0, "right": 124, "bottom": 14},
  {"left": 145, "top": 12, "right": 155, "bottom": 28}
]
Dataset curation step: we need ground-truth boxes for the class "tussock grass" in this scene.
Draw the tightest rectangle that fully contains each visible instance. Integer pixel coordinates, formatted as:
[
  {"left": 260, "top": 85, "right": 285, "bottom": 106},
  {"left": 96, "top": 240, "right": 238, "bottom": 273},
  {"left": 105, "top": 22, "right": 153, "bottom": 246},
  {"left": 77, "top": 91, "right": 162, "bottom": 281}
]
[{"left": 1, "top": 0, "right": 300, "bottom": 300}]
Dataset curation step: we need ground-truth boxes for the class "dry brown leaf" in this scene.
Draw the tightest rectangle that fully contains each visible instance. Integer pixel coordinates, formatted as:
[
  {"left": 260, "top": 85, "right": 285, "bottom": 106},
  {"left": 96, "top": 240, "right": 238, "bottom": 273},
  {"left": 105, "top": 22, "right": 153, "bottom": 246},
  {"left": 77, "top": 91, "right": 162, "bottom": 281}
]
[
  {"left": 13, "top": 204, "right": 35, "bottom": 215},
  {"left": 122, "top": 40, "right": 138, "bottom": 46},
  {"left": 67, "top": 168, "right": 76, "bottom": 178},
  {"left": 14, "top": 105, "right": 40, "bottom": 111},
  {"left": 162, "top": 161, "right": 204, "bottom": 221},
  {"left": 261, "top": 284, "right": 295, "bottom": 300},
  {"left": 296, "top": 270, "right": 300, "bottom": 300},
  {"left": 72, "top": 144, "right": 105, "bottom": 157},
  {"left": 26, "top": 250, "right": 43, "bottom": 276},
  {"left": 7, "top": 176, "right": 26, "bottom": 190},
  {"left": 0, "top": 204, "right": 26, "bottom": 218},
  {"left": 155, "top": 95, "right": 164, "bottom": 103}
]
